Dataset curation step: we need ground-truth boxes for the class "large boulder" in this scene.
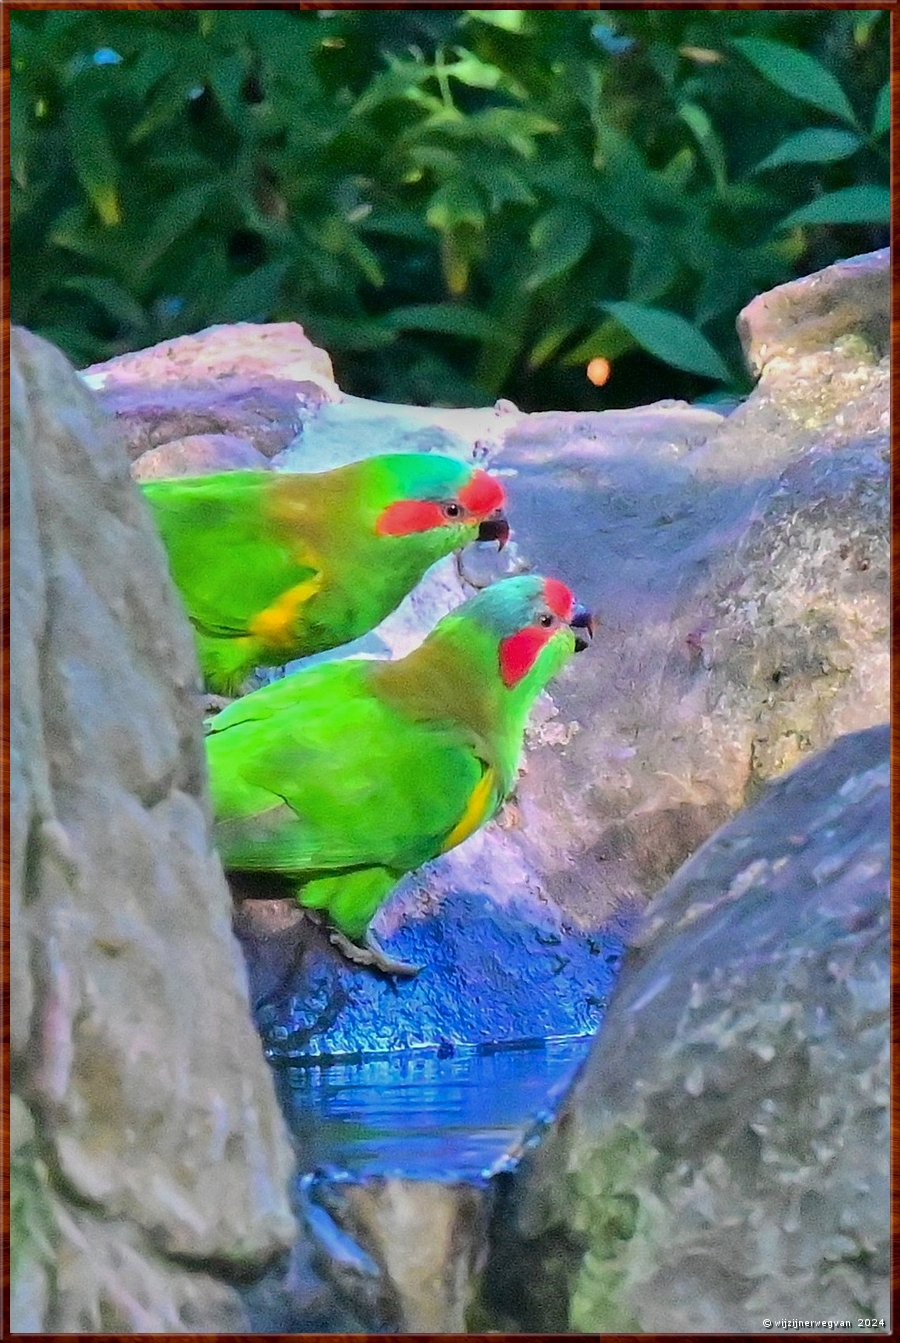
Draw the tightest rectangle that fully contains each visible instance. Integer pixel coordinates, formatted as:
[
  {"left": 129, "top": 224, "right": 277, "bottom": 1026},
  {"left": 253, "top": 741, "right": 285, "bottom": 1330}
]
[
  {"left": 474, "top": 725, "right": 889, "bottom": 1332},
  {"left": 480, "top": 248, "right": 889, "bottom": 927},
  {"left": 10, "top": 328, "right": 297, "bottom": 1331}
]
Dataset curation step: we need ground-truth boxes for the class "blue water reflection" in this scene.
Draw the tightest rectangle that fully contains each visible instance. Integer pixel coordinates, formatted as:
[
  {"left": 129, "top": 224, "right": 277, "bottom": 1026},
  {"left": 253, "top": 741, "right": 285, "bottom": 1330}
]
[{"left": 273, "top": 1036, "right": 593, "bottom": 1182}]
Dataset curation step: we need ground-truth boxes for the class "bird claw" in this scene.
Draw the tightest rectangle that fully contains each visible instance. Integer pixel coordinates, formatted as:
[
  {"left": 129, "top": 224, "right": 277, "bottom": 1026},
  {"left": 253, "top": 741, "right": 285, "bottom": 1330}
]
[
  {"left": 327, "top": 928, "right": 421, "bottom": 978},
  {"left": 201, "top": 693, "right": 235, "bottom": 717}
]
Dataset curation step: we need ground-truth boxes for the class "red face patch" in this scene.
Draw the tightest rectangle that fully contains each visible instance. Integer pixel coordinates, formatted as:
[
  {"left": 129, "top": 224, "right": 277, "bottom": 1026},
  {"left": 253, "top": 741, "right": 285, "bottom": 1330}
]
[
  {"left": 499, "top": 625, "right": 554, "bottom": 688},
  {"left": 376, "top": 499, "right": 445, "bottom": 536},
  {"left": 543, "top": 577, "right": 574, "bottom": 622},
  {"left": 458, "top": 470, "right": 505, "bottom": 518}
]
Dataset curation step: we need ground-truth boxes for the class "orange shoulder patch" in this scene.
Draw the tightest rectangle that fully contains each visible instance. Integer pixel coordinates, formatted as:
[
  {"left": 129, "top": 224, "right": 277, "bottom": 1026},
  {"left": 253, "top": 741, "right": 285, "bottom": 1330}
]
[{"left": 441, "top": 765, "right": 496, "bottom": 853}]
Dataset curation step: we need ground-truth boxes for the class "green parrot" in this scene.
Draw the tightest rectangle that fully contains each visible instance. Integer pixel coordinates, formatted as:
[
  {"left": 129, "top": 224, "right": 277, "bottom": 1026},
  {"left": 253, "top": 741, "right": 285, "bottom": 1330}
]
[
  {"left": 142, "top": 454, "right": 509, "bottom": 695},
  {"left": 207, "top": 574, "right": 595, "bottom": 976}
]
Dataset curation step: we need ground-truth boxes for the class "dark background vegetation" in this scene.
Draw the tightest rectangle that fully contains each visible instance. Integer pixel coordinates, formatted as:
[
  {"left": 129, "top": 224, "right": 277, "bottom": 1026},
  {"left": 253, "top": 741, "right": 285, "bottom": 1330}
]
[{"left": 10, "top": 7, "right": 889, "bottom": 410}]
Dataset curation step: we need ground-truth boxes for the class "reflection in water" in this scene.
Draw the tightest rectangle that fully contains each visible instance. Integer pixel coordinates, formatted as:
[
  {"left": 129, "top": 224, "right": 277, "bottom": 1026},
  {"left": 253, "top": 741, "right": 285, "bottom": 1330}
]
[{"left": 273, "top": 1037, "right": 593, "bottom": 1182}]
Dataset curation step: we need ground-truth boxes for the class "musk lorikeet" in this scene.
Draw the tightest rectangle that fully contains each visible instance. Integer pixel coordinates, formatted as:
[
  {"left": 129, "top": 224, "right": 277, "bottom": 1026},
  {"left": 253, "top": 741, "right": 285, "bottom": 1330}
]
[
  {"left": 207, "top": 573, "right": 595, "bottom": 976},
  {"left": 142, "top": 453, "right": 509, "bottom": 695}
]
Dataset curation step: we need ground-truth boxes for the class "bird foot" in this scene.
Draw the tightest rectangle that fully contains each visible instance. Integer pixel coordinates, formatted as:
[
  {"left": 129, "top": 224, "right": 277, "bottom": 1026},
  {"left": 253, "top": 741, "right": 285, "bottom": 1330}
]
[
  {"left": 201, "top": 693, "right": 235, "bottom": 717},
  {"left": 497, "top": 798, "right": 522, "bottom": 830},
  {"left": 327, "top": 928, "right": 421, "bottom": 978}
]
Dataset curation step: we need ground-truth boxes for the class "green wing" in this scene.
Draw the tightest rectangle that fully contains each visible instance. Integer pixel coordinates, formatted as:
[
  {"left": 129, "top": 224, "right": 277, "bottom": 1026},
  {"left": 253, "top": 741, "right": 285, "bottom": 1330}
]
[
  {"left": 143, "top": 472, "right": 319, "bottom": 637},
  {"left": 207, "top": 661, "right": 488, "bottom": 877}
]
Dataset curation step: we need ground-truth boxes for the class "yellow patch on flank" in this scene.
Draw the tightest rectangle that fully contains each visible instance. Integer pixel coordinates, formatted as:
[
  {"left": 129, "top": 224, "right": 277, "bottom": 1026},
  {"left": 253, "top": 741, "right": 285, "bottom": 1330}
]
[
  {"left": 248, "top": 575, "right": 322, "bottom": 648},
  {"left": 441, "top": 766, "right": 496, "bottom": 853}
]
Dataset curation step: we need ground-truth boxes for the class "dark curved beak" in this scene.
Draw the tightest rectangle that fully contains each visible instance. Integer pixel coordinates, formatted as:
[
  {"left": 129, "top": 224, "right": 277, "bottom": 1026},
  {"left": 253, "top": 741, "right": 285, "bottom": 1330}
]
[
  {"left": 570, "top": 602, "right": 595, "bottom": 652},
  {"left": 477, "top": 509, "right": 510, "bottom": 550}
]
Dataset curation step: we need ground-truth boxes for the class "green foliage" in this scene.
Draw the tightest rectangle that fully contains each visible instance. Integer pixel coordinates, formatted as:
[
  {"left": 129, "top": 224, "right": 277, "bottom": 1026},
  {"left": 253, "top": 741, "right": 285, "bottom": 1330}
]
[
  {"left": 10, "top": 8, "right": 889, "bottom": 408},
  {"left": 11, "top": 1150, "right": 56, "bottom": 1293}
]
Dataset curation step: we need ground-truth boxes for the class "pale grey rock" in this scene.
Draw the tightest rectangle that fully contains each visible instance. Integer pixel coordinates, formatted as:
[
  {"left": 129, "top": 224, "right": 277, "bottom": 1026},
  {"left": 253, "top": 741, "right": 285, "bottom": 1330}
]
[
  {"left": 11, "top": 327, "right": 296, "bottom": 1330},
  {"left": 83, "top": 319, "right": 337, "bottom": 391},
  {"left": 131, "top": 432, "right": 270, "bottom": 480},
  {"left": 273, "top": 393, "right": 526, "bottom": 473},
  {"left": 490, "top": 310, "right": 888, "bottom": 927},
  {"left": 83, "top": 322, "right": 339, "bottom": 466},
  {"left": 738, "top": 248, "right": 889, "bottom": 377}
]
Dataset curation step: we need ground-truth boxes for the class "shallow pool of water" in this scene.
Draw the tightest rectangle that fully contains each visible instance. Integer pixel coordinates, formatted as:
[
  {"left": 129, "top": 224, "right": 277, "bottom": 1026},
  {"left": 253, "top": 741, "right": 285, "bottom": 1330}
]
[{"left": 273, "top": 1036, "right": 593, "bottom": 1183}]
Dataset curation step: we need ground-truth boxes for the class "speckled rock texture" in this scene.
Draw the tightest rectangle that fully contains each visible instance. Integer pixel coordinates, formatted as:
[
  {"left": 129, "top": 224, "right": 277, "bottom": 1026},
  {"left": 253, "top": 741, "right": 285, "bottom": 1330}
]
[
  {"left": 82, "top": 320, "right": 339, "bottom": 467},
  {"left": 482, "top": 248, "right": 888, "bottom": 928},
  {"left": 737, "top": 248, "right": 889, "bottom": 377},
  {"left": 474, "top": 725, "right": 889, "bottom": 1333},
  {"left": 10, "top": 327, "right": 296, "bottom": 1332}
]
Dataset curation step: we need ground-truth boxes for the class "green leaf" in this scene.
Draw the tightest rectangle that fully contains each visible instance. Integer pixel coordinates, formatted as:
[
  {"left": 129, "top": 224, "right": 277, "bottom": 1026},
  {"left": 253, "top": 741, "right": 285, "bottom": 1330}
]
[
  {"left": 129, "top": 68, "right": 199, "bottom": 143},
  {"left": 678, "top": 102, "right": 726, "bottom": 190},
  {"left": 59, "top": 276, "right": 147, "bottom": 330},
  {"left": 463, "top": 107, "right": 558, "bottom": 152},
  {"left": 468, "top": 160, "right": 536, "bottom": 210},
  {"left": 216, "top": 258, "right": 291, "bottom": 322},
  {"left": 752, "top": 127, "right": 864, "bottom": 174},
  {"left": 777, "top": 185, "right": 891, "bottom": 230},
  {"left": 562, "top": 318, "right": 638, "bottom": 368},
  {"left": 526, "top": 205, "right": 593, "bottom": 291},
  {"left": 871, "top": 81, "right": 890, "bottom": 138},
  {"left": 357, "top": 209, "right": 432, "bottom": 245},
  {"left": 426, "top": 180, "right": 486, "bottom": 233},
  {"left": 602, "top": 301, "right": 731, "bottom": 382},
  {"left": 446, "top": 51, "right": 503, "bottom": 91},
  {"left": 628, "top": 237, "right": 680, "bottom": 305},
  {"left": 527, "top": 320, "right": 580, "bottom": 370},
  {"left": 731, "top": 38, "right": 857, "bottom": 125},
  {"left": 209, "top": 53, "right": 250, "bottom": 128},
  {"left": 351, "top": 59, "right": 435, "bottom": 117},
  {"left": 343, "top": 233, "right": 386, "bottom": 289},
  {"left": 382, "top": 304, "right": 512, "bottom": 344},
  {"left": 465, "top": 11, "right": 527, "bottom": 34},
  {"left": 9, "top": 84, "right": 30, "bottom": 189},
  {"left": 305, "top": 314, "right": 398, "bottom": 353},
  {"left": 66, "top": 90, "right": 121, "bottom": 227},
  {"left": 138, "top": 182, "right": 218, "bottom": 271}
]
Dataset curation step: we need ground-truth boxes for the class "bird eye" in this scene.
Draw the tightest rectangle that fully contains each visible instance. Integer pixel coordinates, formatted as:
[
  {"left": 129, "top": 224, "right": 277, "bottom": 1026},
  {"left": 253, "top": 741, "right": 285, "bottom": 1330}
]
[
  {"left": 538, "top": 613, "right": 554, "bottom": 628},
  {"left": 443, "top": 502, "right": 462, "bottom": 519}
]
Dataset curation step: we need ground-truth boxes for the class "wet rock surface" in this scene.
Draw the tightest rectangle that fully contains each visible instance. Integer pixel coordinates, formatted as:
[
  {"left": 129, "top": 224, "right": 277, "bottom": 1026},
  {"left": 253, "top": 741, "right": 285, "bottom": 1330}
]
[
  {"left": 235, "top": 883, "right": 622, "bottom": 1059},
  {"left": 474, "top": 725, "right": 889, "bottom": 1333},
  {"left": 10, "top": 328, "right": 296, "bottom": 1331}
]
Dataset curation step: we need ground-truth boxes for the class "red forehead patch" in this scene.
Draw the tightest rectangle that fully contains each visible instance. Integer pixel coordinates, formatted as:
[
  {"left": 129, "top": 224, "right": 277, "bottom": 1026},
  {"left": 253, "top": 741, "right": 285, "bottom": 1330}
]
[
  {"left": 543, "top": 577, "right": 574, "bottom": 621},
  {"left": 458, "top": 470, "right": 505, "bottom": 517}
]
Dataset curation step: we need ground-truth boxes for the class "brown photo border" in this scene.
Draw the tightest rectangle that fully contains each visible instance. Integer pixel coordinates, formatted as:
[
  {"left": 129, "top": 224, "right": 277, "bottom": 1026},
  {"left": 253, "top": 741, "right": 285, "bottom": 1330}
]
[{"left": 1, "top": 1, "right": 895, "bottom": 1340}]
